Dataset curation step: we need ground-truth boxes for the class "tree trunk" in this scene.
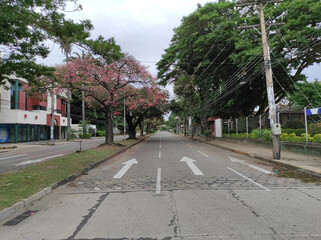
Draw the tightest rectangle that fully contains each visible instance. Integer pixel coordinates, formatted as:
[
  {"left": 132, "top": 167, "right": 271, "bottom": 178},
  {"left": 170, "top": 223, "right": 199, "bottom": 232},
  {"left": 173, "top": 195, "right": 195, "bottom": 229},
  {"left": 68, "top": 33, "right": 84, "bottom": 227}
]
[
  {"left": 140, "top": 120, "right": 144, "bottom": 136},
  {"left": 126, "top": 115, "right": 136, "bottom": 139},
  {"left": 105, "top": 107, "right": 114, "bottom": 144},
  {"left": 146, "top": 122, "right": 151, "bottom": 134}
]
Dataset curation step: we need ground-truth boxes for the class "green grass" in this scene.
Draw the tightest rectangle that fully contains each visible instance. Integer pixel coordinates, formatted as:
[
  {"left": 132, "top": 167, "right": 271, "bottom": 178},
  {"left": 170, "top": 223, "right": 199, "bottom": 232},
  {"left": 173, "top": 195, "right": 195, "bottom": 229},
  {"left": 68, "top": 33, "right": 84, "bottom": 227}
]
[
  {"left": 274, "top": 166, "right": 321, "bottom": 184},
  {"left": 0, "top": 136, "right": 147, "bottom": 211}
]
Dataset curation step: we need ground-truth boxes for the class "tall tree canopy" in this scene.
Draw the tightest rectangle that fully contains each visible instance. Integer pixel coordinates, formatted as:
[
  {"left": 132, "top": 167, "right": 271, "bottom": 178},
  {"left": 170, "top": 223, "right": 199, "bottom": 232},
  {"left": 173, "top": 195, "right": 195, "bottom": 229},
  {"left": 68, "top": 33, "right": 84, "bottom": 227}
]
[
  {"left": 0, "top": 0, "right": 92, "bottom": 85},
  {"left": 124, "top": 86, "right": 168, "bottom": 139},
  {"left": 157, "top": 0, "right": 320, "bottom": 120},
  {"left": 55, "top": 54, "right": 159, "bottom": 144}
]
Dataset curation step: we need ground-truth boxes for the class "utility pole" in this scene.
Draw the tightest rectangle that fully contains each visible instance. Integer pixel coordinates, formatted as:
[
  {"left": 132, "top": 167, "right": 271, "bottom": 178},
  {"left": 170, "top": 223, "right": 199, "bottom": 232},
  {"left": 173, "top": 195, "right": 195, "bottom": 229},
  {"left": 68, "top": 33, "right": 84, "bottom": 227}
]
[
  {"left": 258, "top": 2, "right": 281, "bottom": 159},
  {"left": 50, "top": 93, "right": 55, "bottom": 145},
  {"left": 124, "top": 98, "right": 126, "bottom": 140},
  {"left": 236, "top": 0, "right": 281, "bottom": 159},
  {"left": 82, "top": 90, "right": 85, "bottom": 121}
]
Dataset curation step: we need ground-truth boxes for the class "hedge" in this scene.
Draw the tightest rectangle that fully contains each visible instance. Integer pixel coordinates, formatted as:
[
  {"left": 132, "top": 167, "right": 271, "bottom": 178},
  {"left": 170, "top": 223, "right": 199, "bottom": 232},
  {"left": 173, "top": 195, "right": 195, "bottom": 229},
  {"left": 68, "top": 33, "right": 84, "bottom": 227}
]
[{"left": 225, "top": 128, "right": 321, "bottom": 143}]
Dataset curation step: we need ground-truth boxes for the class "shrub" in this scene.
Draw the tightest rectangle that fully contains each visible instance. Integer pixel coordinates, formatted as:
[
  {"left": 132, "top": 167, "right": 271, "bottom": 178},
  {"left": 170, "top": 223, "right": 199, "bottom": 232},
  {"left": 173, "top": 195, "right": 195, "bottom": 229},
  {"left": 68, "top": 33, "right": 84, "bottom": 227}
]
[
  {"left": 79, "top": 133, "right": 91, "bottom": 139},
  {"left": 249, "top": 133, "right": 256, "bottom": 139},
  {"left": 299, "top": 133, "right": 313, "bottom": 142},
  {"left": 281, "top": 129, "right": 306, "bottom": 136},
  {"left": 96, "top": 130, "right": 106, "bottom": 136},
  {"left": 262, "top": 129, "right": 272, "bottom": 142},
  {"left": 251, "top": 129, "right": 262, "bottom": 139},
  {"left": 68, "top": 129, "right": 78, "bottom": 139},
  {"left": 284, "top": 119, "right": 305, "bottom": 129},
  {"left": 280, "top": 133, "right": 289, "bottom": 141},
  {"left": 287, "top": 133, "right": 300, "bottom": 142},
  {"left": 150, "top": 129, "right": 155, "bottom": 133},
  {"left": 308, "top": 123, "right": 321, "bottom": 136},
  {"left": 312, "top": 134, "right": 321, "bottom": 143}
]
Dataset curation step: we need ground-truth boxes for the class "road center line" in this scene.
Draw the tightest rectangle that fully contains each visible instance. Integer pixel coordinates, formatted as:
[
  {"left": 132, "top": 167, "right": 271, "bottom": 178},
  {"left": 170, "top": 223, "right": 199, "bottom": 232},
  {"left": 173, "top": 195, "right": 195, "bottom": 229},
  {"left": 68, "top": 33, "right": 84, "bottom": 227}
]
[
  {"left": 15, "top": 154, "right": 64, "bottom": 166},
  {"left": 227, "top": 167, "right": 271, "bottom": 191},
  {"left": 0, "top": 154, "right": 27, "bottom": 161},
  {"left": 159, "top": 144, "right": 162, "bottom": 149},
  {"left": 156, "top": 168, "right": 161, "bottom": 194},
  {"left": 159, "top": 151, "right": 161, "bottom": 158},
  {"left": 198, "top": 151, "right": 209, "bottom": 158}
]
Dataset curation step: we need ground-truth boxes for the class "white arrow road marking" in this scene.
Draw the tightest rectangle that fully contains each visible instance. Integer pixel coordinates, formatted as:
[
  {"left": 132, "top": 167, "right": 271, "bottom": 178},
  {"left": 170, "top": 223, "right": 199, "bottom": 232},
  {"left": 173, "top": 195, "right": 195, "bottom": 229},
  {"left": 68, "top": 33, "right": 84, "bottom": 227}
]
[
  {"left": 227, "top": 167, "right": 271, "bottom": 191},
  {"left": 15, "top": 154, "right": 64, "bottom": 166},
  {"left": 198, "top": 151, "right": 209, "bottom": 158},
  {"left": 113, "top": 158, "right": 138, "bottom": 179},
  {"left": 180, "top": 156, "right": 204, "bottom": 175},
  {"left": 229, "top": 156, "right": 273, "bottom": 175},
  {"left": 156, "top": 168, "right": 161, "bottom": 194}
]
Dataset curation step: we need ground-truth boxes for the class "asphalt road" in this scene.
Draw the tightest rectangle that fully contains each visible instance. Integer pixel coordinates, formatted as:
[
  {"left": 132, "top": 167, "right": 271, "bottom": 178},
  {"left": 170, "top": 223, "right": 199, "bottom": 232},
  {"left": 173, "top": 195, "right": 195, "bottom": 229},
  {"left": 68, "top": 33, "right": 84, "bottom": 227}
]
[
  {"left": 1, "top": 132, "right": 321, "bottom": 240},
  {"left": 0, "top": 136, "right": 126, "bottom": 174}
]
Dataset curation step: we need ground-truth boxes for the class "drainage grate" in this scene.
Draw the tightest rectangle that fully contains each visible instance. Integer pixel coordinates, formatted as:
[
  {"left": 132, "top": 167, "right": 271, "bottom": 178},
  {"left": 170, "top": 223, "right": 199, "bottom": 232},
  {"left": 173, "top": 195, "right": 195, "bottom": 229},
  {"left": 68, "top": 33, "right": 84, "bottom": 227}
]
[{"left": 4, "top": 210, "right": 38, "bottom": 226}]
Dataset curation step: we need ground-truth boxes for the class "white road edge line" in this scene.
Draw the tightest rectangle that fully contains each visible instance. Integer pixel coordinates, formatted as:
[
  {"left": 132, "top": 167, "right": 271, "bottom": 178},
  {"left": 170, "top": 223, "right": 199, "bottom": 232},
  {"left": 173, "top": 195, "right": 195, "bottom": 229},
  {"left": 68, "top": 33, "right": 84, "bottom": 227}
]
[
  {"left": 15, "top": 154, "right": 64, "bottom": 166},
  {"left": 0, "top": 154, "right": 27, "bottom": 161},
  {"left": 198, "top": 151, "right": 209, "bottom": 158},
  {"left": 229, "top": 156, "right": 273, "bottom": 175},
  {"left": 156, "top": 168, "right": 161, "bottom": 194},
  {"left": 227, "top": 167, "right": 271, "bottom": 191}
]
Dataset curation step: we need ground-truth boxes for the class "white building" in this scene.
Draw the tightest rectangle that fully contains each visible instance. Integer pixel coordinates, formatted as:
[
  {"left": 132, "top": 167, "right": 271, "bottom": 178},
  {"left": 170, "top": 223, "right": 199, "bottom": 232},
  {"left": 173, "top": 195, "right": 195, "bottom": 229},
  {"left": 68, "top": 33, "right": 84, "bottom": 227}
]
[{"left": 0, "top": 78, "right": 69, "bottom": 143}]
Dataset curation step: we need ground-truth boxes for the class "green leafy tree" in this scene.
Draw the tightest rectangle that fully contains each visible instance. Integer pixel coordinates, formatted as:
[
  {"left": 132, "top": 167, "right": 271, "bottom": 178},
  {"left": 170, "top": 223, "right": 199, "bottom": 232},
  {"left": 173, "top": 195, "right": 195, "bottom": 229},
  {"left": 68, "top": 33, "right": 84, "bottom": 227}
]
[
  {"left": 0, "top": 0, "right": 91, "bottom": 85},
  {"left": 288, "top": 81, "right": 321, "bottom": 108},
  {"left": 157, "top": 0, "right": 321, "bottom": 119}
]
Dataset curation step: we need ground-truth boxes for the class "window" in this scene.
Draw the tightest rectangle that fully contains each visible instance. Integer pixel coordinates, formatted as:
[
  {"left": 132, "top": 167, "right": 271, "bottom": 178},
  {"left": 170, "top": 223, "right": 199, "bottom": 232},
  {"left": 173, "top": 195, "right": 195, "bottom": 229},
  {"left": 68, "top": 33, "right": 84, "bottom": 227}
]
[{"left": 32, "top": 105, "right": 46, "bottom": 111}]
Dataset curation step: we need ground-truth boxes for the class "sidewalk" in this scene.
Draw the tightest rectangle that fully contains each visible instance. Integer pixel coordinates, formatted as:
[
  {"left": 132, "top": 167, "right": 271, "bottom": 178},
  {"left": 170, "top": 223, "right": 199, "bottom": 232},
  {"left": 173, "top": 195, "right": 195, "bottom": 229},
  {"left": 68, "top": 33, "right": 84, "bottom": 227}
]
[{"left": 186, "top": 135, "right": 321, "bottom": 177}]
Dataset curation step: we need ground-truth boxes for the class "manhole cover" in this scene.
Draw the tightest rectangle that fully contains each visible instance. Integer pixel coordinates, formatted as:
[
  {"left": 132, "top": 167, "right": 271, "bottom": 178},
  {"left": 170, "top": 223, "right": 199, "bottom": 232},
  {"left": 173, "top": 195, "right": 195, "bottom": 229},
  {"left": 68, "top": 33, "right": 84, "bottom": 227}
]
[{"left": 4, "top": 210, "right": 38, "bottom": 226}]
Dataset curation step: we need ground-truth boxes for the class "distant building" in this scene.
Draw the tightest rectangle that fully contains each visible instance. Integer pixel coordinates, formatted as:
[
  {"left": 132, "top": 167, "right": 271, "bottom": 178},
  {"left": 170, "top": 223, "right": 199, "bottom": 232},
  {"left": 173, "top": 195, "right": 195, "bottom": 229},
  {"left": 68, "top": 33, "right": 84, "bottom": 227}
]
[{"left": 0, "top": 78, "right": 69, "bottom": 143}]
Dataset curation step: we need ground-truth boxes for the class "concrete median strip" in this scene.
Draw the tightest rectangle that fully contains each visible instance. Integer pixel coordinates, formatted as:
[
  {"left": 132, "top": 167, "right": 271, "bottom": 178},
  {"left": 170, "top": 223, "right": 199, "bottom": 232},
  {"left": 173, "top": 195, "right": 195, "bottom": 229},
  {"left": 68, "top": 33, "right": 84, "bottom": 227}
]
[{"left": 0, "top": 135, "right": 151, "bottom": 223}]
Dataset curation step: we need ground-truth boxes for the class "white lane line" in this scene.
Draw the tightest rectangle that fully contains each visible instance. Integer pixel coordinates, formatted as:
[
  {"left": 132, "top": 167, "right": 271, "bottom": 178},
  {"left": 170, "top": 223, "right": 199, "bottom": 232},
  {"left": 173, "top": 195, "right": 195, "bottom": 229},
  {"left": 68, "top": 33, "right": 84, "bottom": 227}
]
[
  {"left": 180, "top": 156, "right": 204, "bottom": 176},
  {"left": 229, "top": 156, "right": 273, "bottom": 175},
  {"left": 187, "top": 144, "right": 192, "bottom": 148},
  {"left": 198, "top": 151, "right": 209, "bottom": 158},
  {"left": 15, "top": 154, "right": 64, "bottom": 166},
  {"left": 156, "top": 168, "right": 161, "bottom": 194},
  {"left": 159, "top": 151, "right": 161, "bottom": 158},
  {"left": 0, "top": 154, "right": 27, "bottom": 161},
  {"left": 113, "top": 159, "right": 138, "bottom": 179},
  {"left": 159, "top": 144, "right": 162, "bottom": 149},
  {"left": 227, "top": 167, "right": 271, "bottom": 191}
]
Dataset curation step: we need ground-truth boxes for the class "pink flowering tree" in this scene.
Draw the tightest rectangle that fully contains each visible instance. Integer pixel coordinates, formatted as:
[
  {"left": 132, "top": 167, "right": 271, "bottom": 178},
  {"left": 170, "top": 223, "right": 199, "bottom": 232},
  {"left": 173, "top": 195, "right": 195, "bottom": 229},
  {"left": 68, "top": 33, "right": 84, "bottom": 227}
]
[
  {"left": 124, "top": 86, "right": 169, "bottom": 139},
  {"left": 55, "top": 54, "right": 154, "bottom": 144}
]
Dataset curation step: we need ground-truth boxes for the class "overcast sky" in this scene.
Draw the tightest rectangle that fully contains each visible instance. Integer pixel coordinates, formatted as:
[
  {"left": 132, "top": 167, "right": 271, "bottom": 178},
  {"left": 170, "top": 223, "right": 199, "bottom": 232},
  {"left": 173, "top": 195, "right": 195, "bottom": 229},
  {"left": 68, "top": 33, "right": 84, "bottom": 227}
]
[
  {"left": 38, "top": 0, "right": 320, "bottom": 97},
  {"left": 39, "top": 1, "right": 210, "bottom": 79}
]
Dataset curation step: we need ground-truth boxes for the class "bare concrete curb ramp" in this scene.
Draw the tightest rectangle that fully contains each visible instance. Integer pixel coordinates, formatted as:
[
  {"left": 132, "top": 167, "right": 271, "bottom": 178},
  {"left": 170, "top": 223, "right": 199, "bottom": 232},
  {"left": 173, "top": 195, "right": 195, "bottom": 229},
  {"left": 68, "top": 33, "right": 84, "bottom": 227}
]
[{"left": 0, "top": 135, "right": 151, "bottom": 223}]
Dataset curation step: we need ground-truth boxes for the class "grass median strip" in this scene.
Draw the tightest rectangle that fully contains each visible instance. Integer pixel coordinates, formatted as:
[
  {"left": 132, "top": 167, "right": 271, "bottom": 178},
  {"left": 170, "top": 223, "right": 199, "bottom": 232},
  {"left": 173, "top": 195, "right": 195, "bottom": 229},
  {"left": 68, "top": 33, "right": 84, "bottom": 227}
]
[{"left": 0, "top": 137, "right": 146, "bottom": 211}]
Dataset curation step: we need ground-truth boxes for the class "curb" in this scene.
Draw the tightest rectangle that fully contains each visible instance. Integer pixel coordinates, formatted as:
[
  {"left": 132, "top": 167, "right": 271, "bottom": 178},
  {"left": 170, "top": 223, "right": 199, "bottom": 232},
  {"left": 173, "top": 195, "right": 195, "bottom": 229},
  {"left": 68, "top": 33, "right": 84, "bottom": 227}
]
[
  {"left": 0, "top": 135, "right": 151, "bottom": 223},
  {"left": 186, "top": 135, "right": 321, "bottom": 179},
  {"left": 0, "top": 146, "right": 17, "bottom": 150}
]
